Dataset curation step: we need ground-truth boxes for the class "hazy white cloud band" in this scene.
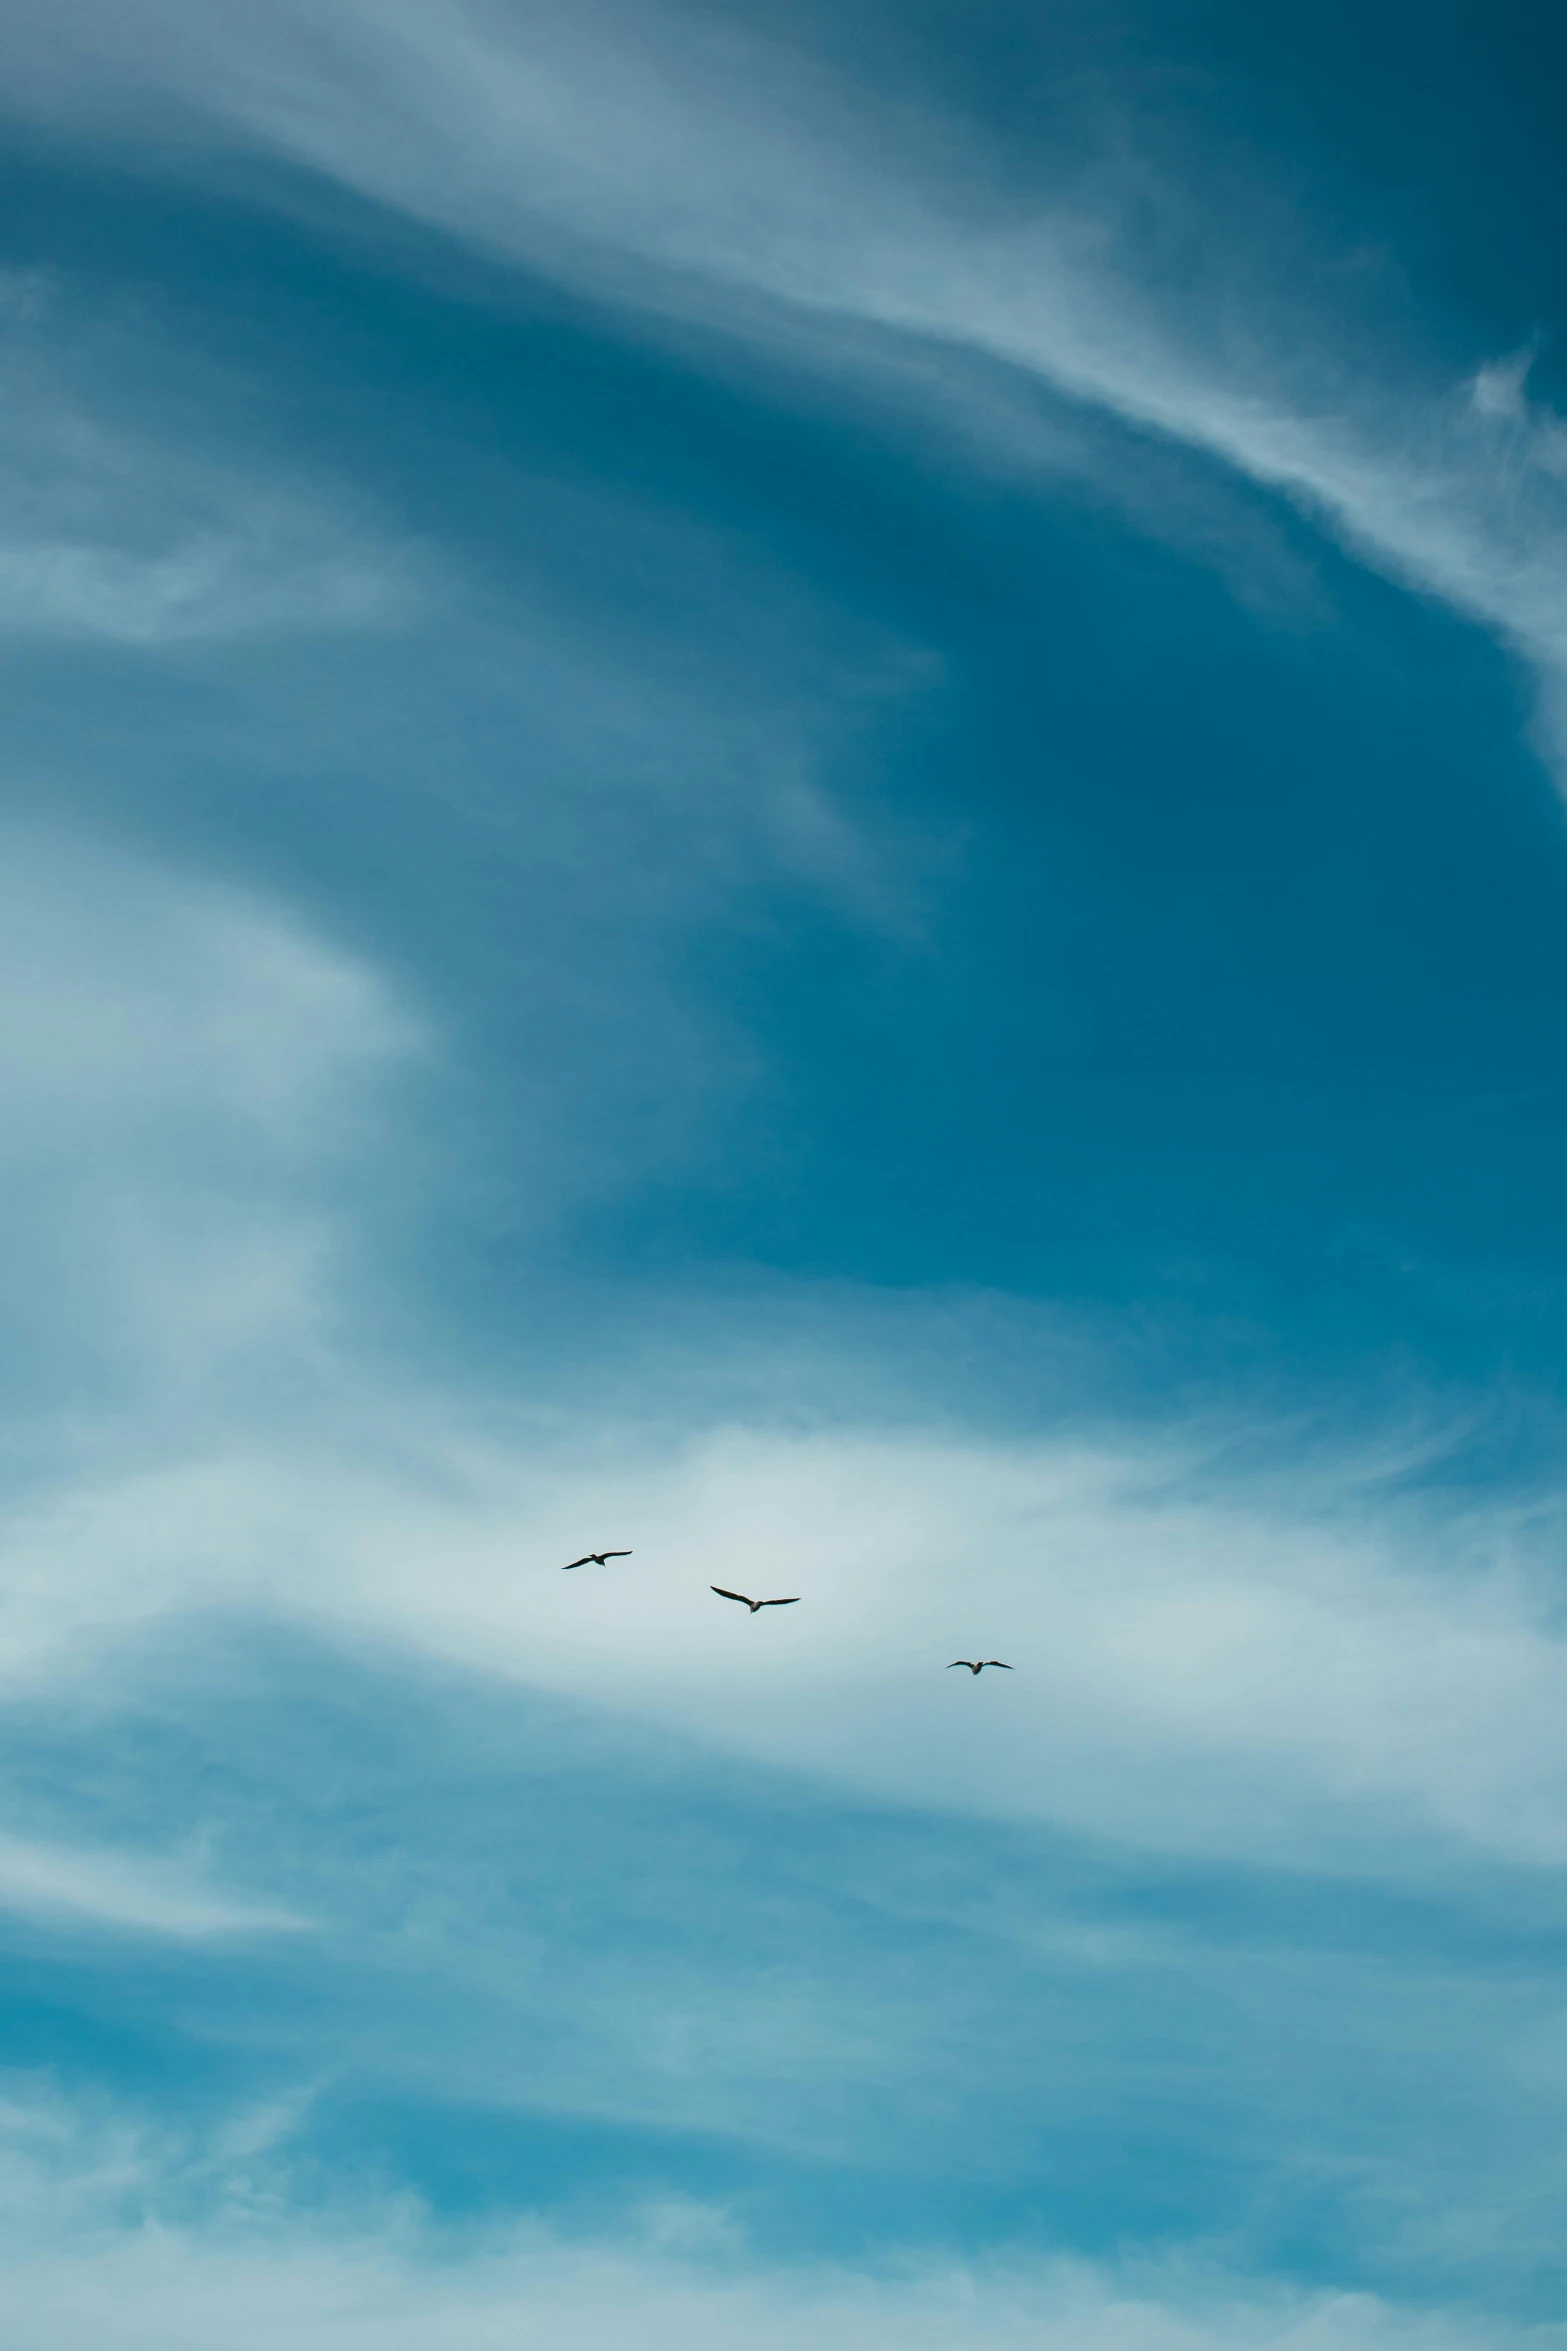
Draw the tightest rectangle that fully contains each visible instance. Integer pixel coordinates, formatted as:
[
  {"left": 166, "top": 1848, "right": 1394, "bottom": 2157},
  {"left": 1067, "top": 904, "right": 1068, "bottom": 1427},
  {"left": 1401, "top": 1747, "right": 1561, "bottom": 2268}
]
[
  {"left": 0, "top": 1835, "right": 305, "bottom": 1939},
  {"left": 0, "top": 2083, "right": 1552, "bottom": 2351}
]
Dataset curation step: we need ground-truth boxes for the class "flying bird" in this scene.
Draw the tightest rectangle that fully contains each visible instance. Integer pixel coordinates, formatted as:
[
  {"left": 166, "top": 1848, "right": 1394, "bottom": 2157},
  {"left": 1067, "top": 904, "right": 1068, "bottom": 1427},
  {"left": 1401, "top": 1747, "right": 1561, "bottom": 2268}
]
[
  {"left": 711, "top": 1586, "right": 800, "bottom": 1613},
  {"left": 562, "top": 1551, "right": 633, "bottom": 1570},
  {"left": 948, "top": 1659, "right": 1013, "bottom": 1674}
]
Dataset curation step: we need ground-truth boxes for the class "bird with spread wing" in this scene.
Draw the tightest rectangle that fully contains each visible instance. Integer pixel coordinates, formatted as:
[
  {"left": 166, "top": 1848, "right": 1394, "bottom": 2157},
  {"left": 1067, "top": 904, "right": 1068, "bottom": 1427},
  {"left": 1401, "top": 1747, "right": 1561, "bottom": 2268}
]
[
  {"left": 711, "top": 1586, "right": 800, "bottom": 1614},
  {"left": 562, "top": 1550, "right": 633, "bottom": 1570},
  {"left": 948, "top": 1659, "right": 1013, "bottom": 1674}
]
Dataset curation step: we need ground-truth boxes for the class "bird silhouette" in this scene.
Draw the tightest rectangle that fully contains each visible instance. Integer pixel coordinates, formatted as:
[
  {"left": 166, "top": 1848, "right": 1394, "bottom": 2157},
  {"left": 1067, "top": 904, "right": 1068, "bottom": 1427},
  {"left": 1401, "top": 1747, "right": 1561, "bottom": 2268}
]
[
  {"left": 562, "top": 1551, "right": 633, "bottom": 1570},
  {"left": 948, "top": 1659, "right": 1013, "bottom": 1674},
  {"left": 711, "top": 1586, "right": 800, "bottom": 1613}
]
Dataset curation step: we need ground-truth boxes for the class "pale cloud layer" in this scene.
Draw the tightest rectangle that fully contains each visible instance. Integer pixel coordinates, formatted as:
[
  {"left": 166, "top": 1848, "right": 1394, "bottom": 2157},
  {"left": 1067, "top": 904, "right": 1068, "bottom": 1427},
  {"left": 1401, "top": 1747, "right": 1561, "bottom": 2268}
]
[
  {"left": 12, "top": 1405, "right": 1567, "bottom": 1880},
  {"left": 0, "top": 2084, "right": 1553, "bottom": 2351},
  {"left": 0, "top": 828, "right": 418, "bottom": 1432}
]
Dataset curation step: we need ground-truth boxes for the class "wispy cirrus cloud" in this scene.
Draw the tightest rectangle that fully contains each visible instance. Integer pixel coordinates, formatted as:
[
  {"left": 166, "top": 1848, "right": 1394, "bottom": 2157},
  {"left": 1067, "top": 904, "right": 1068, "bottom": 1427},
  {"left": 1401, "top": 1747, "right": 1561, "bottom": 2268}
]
[
  {"left": 0, "top": 1834, "right": 306, "bottom": 1939},
  {"left": 5, "top": 0, "right": 1567, "bottom": 757},
  {"left": 0, "top": 825, "right": 418, "bottom": 1441},
  {"left": 0, "top": 280, "right": 422, "bottom": 645},
  {"left": 8, "top": 1604, "right": 1567, "bottom": 2272}
]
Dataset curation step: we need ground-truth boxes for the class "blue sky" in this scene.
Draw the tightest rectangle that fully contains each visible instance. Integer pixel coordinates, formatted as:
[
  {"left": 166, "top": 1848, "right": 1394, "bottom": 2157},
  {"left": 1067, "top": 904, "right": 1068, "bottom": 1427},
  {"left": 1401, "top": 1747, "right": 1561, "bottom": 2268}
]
[{"left": 2, "top": 2, "right": 1567, "bottom": 2343}]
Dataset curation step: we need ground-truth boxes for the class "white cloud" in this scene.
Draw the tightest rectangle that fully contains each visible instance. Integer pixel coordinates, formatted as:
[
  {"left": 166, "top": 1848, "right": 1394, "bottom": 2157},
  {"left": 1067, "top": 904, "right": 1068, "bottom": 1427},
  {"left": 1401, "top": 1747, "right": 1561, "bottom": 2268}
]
[
  {"left": 6, "top": 0, "right": 1567, "bottom": 744},
  {"left": 1470, "top": 351, "right": 1535, "bottom": 424},
  {"left": 0, "top": 294, "right": 420, "bottom": 643},
  {"left": 0, "top": 822, "right": 420, "bottom": 1453},
  {"left": 0, "top": 258, "right": 948, "bottom": 980},
  {"left": 7, "top": 1378, "right": 1567, "bottom": 1882},
  {"left": 0, "top": 2085, "right": 1547, "bottom": 2351},
  {"left": 6, "top": 2233, "right": 1536, "bottom": 2351},
  {"left": 0, "top": 524, "right": 407, "bottom": 644},
  {"left": 0, "top": 1833, "right": 306, "bottom": 1938},
  {"left": 0, "top": 818, "right": 1561, "bottom": 1901},
  {"left": 0, "top": 832, "right": 411, "bottom": 1139},
  {"left": 0, "top": 821, "right": 1560, "bottom": 1882}
]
